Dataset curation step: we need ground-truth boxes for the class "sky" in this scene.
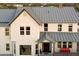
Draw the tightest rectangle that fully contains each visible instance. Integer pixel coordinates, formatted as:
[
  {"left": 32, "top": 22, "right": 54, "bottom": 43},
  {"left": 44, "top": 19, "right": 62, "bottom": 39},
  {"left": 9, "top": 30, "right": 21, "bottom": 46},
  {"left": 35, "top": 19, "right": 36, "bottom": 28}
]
[{"left": 0, "top": 0, "right": 79, "bottom": 3}]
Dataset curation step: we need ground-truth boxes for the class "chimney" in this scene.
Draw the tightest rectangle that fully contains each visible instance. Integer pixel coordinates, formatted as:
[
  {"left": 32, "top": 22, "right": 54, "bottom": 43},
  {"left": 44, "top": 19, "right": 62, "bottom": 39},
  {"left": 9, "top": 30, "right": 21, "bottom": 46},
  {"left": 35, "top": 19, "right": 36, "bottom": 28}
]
[{"left": 59, "top": 3, "right": 63, "bottom": 8}]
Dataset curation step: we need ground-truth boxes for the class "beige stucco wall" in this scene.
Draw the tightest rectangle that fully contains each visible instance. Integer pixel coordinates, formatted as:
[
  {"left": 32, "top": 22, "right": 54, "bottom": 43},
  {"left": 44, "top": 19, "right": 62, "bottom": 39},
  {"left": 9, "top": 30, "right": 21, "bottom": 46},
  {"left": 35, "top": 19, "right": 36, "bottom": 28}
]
[
  {"left": 10, "top": 11, "right": 41, "bottom": 55},
  {"left": 0, "top": 27, "right": 13, "bottom": 55}
]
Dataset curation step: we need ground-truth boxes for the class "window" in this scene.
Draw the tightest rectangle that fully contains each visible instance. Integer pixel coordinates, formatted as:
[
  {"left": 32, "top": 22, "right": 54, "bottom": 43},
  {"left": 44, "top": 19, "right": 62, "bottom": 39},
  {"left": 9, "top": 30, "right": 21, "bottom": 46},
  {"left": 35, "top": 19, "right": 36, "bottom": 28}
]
[
  {"left": 63, "top": 42, "right": 67, "bottom": 48},
  {"left": 6, "top": 43, "right": 10, "bottom": 51},
  {"left": 58, "top": 24, "right": 62, "bottom": 31},
  {"left": 26, "top": 27, "right": 30, "bottom": 35},
  {"left": 68, "top": 42, "right": 72, "bottom": 48},
  {"left": 20, "top": 27, "right": 24, "bottom": 35},
  {"left": 58, "top": 42, "right": 61, "bottom": 48},
  {"left": 5, "top": 28, "right": 9, "bottom": 36},
  {"left": 77, "top": 29, "right": 79, "bottom": 32},
  {"left": 78, "top": 23, "right": 79, "bottom": 25},
  {"left": 44, "top": 23, "right": 48, "bottom": 31},
  {"left": 68, "top": 24, "right": 72, "bottom": 32}
]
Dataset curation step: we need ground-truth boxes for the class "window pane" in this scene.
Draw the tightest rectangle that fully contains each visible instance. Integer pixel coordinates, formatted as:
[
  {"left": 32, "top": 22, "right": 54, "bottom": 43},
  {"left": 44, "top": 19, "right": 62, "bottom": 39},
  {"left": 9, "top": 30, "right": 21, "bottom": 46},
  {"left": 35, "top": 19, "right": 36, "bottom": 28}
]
[
  {"left": 58, "top": 24, "right": 62, "bottom": 27},
  {"left": 68, "top": 45, "right": 72, "bottom": 48},
  {"left": 20, "top": 27, "right": 24, "bottom": 30},
  {"left": 68, "top": 42, "right": 72, "bottom": 48},
  {"left": 69, "top": 42, "right": 72, "bottom": 44},
  {"left": 5, "top": 28, "right": 9, "bottom": 36},
  {"left": 5, "top": 28, "right": 9, "bottom": 31},
  {"left": 63, "top": 45, "right": 67, "bottom": 48},
  {"left": 58, "top": 24, "right": 62, "bottom": 31},
  {"left": 6, "top": 48, "right": 10, "bottom": 51},
  {"left": 63, "top": 42, "right": 67, "bottom": 48},
  {"left": 26, "top": 31, "right": 30, "bottom": 35},
  {"left": 68, "top": 25, "right": 72, "bottom": 32},
  {"left": 26, "top": 27, "right": 30, "bottom": 30},
  {"left": 20, "top": 31, "right": 24, "bottom": 35},
  {"left": 58, "top": 28, "right": 62, "bottom": 31},
  {"left": 6, "top": 44, "right": 9, "bottom": 47},
  {"left": 63, "top": 42, "right": 66, "bottom": 44},
  {"left": 58, "top": 42, "right": 61, "bottom": 44},
  {"left": 44, "top": 23, "right": 48, "bottom": 27},
  {"left": 58, "top": 42, "right": 61, "bottom": 48},
  {"left": 69, "top": 28, "right": 72, "bottom": 31},
  {"left": 5, "top": 32, "right": 9, "bottom": 36},
  {"left": 44, "top": 28, "right": 48, "bottom": 31}
]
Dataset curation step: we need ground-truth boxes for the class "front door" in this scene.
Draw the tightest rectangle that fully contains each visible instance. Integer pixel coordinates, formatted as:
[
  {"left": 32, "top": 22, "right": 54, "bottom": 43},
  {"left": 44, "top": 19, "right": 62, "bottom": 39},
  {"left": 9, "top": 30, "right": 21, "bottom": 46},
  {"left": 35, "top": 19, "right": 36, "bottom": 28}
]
[{"left": 42, "top": 43, "right": 50, "bottom": 52}]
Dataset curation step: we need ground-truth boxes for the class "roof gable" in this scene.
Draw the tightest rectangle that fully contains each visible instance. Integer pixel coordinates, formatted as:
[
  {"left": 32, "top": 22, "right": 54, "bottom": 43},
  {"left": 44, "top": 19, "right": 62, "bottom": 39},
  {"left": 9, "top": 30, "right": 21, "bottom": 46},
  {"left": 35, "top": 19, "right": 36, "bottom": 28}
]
[{"left": 8, "top": 8, "right": 41, "bottom": 25}]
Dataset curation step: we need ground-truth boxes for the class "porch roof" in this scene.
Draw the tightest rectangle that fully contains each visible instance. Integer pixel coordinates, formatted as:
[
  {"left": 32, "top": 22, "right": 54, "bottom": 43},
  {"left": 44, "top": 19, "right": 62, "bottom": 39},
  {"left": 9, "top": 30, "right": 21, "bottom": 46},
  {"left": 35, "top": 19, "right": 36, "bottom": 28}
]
[{"left": 37, "top": 32, "right": 79, "bottom": 42}]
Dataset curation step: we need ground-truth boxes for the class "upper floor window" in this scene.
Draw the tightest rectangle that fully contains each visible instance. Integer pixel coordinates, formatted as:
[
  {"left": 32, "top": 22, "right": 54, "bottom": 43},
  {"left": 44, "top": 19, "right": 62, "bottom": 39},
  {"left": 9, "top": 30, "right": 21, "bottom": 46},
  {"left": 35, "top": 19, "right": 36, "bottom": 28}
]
[
  {"left": 6, "top": 43, "right": 10, "bottom": 51},
  {"left": 78, "top": 23, "right": 79, "bottom": 25},
  {"left": 5, "top": 28, "right": 9, "bottom": 36},
  {"left": 26, "top": 27, "right": 30, "bottom": 35},
  {"left": 20, "top": 27, "right": 24, "bottom": 35},
  {"left": 68, "top": 24, "right": 72, "bottom": 32},
  {"left": 44, "top": 23, "right": 48, "bottom": 31},
  {"left": 58, "top": 24, "right": 62, "bottom": 31}
]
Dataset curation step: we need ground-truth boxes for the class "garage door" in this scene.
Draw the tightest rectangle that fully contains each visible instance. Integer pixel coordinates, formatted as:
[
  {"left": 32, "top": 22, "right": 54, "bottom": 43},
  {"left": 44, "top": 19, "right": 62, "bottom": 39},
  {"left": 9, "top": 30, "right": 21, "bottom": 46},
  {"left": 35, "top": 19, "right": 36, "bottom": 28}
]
[{"left": 20, "top": 45, "right": 31, "bottom": 55}]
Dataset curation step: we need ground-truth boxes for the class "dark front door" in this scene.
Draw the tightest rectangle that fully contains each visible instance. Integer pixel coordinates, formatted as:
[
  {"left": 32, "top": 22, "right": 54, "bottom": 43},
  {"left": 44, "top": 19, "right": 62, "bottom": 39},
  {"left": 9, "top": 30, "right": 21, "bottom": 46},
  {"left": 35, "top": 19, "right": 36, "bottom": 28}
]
[{"left": 43, "top": 43, "right": 50, "bottom": 52}]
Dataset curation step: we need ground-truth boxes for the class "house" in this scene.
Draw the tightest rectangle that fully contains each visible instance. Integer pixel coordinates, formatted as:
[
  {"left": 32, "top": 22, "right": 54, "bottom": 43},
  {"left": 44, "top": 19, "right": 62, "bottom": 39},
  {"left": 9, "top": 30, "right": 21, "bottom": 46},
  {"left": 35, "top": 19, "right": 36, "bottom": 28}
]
[{"left": 0, "top": 7, "right": 79, "bottom": 56}]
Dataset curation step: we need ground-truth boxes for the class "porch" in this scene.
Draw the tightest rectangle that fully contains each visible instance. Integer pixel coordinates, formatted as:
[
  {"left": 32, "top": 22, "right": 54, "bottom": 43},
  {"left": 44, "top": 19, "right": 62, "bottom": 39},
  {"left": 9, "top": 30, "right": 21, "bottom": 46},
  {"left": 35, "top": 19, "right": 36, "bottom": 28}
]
[{"left": 36, "top": 32, "right": 79, "bottom": 56}]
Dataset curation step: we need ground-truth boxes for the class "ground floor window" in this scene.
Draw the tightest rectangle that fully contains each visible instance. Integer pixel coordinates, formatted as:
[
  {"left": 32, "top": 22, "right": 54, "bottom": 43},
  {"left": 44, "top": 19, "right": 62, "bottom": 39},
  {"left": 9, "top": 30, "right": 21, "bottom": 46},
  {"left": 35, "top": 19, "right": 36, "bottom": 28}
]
[
  {"left": 63, "top": 42, "right": 67, "bottom": 48},
  {"left": 57, "top": 42, "right": 72, "bottom": 48},
  {"left": 20, "top": 45, "right": 31, "bottom": 55},
  {"left": 68, "top": 42, "right": 72, "bottom": 48},
  {"left": 6, "top": 43, "right": 10, "bottom": 51},
  {"left": 58, "top": 42, "right": 61, "bottom": 48}
]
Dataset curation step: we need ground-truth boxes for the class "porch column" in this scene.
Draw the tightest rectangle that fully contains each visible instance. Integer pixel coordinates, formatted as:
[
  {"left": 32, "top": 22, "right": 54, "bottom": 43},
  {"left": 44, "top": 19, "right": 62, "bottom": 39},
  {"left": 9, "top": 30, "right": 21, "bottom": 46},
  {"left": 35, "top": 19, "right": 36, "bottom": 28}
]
[
  {"left": 38, "top": 43, "right": 41, "bottom": 55},
  {"left": 51, "top": 43, "right": 53, "bottom": 54}
]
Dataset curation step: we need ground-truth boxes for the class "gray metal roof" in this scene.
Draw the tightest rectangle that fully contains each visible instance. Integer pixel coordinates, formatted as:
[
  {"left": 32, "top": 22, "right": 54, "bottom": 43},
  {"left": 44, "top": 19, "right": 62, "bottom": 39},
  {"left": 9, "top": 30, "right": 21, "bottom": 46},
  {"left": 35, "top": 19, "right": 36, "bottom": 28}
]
[
  {"left": 0, "top": 7, "right": 79, "bottom": 26},
  {"left": 76, "top": 11, "right": 79, "bottom": 17},
  {"left": 0, "top": 9, "right": 16, "bottom": 22},
  {"left": 38, "top": 32, "right": 79, "bottom": 42},
  {"left": 26, "top": 7, "right": 79, "bottom": 23}
]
